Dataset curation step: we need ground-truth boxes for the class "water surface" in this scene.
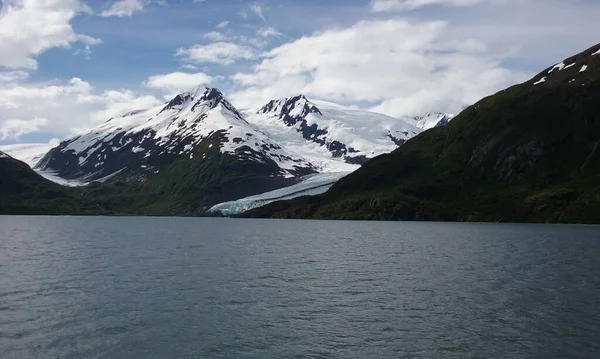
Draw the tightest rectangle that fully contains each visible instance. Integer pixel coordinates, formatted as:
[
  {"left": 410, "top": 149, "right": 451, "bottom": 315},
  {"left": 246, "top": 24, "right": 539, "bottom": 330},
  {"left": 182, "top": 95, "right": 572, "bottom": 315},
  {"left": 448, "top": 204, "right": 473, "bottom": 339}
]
[{"left": 1, "top": 217, "right": 599, "bottom": 358}]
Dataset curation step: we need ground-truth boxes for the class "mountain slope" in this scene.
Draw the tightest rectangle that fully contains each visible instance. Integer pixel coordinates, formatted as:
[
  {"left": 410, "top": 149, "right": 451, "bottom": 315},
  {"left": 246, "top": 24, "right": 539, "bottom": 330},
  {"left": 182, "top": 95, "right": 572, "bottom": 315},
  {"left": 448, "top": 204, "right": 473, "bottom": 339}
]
[
  {"left": 246, "top": 95, "right": 450, "bottom": 168},
  {"left": 0, "top": 151, "right": 95, "bottom": 214},
  {"left": 243, "top": 43, "right": 600, "bottom": 223}
]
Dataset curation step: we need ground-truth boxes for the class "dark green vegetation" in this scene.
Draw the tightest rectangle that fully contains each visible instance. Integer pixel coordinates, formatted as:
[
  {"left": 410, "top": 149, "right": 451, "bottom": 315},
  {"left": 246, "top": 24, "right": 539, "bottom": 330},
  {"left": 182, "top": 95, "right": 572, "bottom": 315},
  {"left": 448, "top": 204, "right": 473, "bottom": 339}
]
[
  {"left": 243, "top": 43, "right": 600, "bottom": 223},
  {"left": 1, "top": 134, "right": 297, "bottom": 216},
  {"left": 0, "top": 151, "right": 94, "bottom": 215}
]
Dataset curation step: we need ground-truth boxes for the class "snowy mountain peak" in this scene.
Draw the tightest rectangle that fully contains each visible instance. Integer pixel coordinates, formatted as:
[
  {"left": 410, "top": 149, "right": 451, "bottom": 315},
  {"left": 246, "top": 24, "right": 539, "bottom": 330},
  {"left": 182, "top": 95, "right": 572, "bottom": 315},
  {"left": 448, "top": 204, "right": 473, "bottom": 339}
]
[
  {"left": 248, "top": 95, "right": 429, "bottom": 167},
  {"left": 160, "top": 87, "right": 244, "bottom": 119},
  {"left": 257, "top": 94, "right": 322, "bottom": 126},
  {"left": 38, "top": 86, "right": 317, "bottom": 181}
]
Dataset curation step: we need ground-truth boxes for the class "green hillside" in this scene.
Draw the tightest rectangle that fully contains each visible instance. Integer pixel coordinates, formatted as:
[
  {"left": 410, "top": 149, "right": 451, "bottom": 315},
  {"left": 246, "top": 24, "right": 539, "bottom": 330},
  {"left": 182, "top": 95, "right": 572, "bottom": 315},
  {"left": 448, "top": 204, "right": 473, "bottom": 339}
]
[{"left": 243, "top": 43, "right": 600, "bottom": 223}]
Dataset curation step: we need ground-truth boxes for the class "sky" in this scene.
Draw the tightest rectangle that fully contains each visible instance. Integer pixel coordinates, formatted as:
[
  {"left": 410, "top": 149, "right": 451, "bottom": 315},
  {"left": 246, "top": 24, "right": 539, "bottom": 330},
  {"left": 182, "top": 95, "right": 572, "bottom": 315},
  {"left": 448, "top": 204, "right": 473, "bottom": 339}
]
[{"left": 1, "top": 0, "right": 600, "bottom": 145}]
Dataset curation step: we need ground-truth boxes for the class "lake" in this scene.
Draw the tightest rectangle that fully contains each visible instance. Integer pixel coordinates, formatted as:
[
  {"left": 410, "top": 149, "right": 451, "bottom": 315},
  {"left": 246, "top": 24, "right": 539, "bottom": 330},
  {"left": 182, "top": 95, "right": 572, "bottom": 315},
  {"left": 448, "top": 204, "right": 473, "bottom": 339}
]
[{"left": 1, "top": 217, "right": 599, "bottom": 358}]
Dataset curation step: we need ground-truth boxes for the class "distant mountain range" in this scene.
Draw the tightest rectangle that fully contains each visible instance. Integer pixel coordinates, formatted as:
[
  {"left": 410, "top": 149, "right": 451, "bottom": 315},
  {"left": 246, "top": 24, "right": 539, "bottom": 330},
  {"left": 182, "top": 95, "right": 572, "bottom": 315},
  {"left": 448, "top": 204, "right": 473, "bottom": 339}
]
[
  {"left": 7, "top": 42, "right": 600, "bottom": 222},
  {"left": 1, "top": 89, "right": 451, "bottom": 215},
  {"left": 243, "top": 42, "right": 600, "bottom": 223}
]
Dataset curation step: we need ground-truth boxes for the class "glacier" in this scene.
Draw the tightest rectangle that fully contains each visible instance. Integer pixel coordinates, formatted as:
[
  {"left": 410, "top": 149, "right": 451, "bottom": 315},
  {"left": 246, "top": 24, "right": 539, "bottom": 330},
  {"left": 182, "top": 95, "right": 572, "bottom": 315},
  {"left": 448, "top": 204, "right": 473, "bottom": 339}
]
[{"left": 209, "top": 172, "right": 349, "bottom": 216}]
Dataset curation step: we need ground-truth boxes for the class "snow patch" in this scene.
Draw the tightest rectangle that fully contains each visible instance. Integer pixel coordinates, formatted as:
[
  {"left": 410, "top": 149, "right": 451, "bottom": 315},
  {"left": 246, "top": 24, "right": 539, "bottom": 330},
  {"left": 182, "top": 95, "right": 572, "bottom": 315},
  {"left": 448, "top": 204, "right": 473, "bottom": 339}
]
[
  {"left": 593, "top": 49, "right": 600, "bottom": 56},
  {"left": 548, "top": 62, "right": 565, "bottom": 73},
  {"left": 534, "top": 77, "right": 547, "bottom": 85},
  {"left": 580, "top": 65, "right": 588, "bottom": 72}
]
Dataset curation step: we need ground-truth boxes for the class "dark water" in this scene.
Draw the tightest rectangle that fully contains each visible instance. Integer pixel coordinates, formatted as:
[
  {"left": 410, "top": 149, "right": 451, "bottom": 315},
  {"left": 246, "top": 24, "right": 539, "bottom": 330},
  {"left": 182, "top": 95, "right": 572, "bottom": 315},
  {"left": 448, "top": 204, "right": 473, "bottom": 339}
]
[{"left": 1, "top": 217, "right": 599, "bottom": 359}]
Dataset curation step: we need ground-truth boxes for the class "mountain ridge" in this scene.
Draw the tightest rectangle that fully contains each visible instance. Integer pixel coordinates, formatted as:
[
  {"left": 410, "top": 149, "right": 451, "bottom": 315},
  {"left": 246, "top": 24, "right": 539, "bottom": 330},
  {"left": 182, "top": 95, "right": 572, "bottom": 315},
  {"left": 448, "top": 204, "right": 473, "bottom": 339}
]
[
  {"left": 1, "top": 87, "right": 453, "bottom": 215},
  {"left": 241, "top": 42, "right": 600, "bottom": 223}
]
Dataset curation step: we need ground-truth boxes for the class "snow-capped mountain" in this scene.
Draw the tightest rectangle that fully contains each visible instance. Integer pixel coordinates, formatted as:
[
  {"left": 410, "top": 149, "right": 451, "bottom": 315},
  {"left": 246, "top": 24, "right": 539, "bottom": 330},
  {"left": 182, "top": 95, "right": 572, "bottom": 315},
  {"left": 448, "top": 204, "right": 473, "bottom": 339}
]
[
  {"left": 247, "top": 95, "right": 443, "bottom": 167},
  {"left": 38, "top": 87, "right": 317, "bottom": 181},
  {"left": 27, "top": 87, "right": 453, "bottom": 211}
]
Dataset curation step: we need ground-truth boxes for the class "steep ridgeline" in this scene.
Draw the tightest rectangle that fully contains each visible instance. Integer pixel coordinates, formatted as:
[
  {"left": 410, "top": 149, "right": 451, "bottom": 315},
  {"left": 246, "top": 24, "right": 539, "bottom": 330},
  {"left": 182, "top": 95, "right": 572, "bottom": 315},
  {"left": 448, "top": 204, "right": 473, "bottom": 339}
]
[
  {"left": 249, "top": 95, "right": 450, "bottom": 166},
  {"left": 407, "top": 112, "right": 453, "bottom": 130},
  {"left": 39, "top": 87, "right": 316, "bottom": 182},
  {"left": 243, "top": 43, "right": 600, "bottom": 223}
]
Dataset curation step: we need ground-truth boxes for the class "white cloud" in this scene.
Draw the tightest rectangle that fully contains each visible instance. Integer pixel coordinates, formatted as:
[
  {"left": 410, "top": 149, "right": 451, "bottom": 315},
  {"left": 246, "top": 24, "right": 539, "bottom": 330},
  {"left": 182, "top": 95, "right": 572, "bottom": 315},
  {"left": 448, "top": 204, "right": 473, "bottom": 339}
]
[
  {"left": 87, "top": 90, "right": 161, "bottom": 124},
  {"left": 258, "top": 27, "right": 282, "bottom": 38},
  {"left": 176, "top": 42, "right": 256, "bottom": 65},
  {"left": 0, "top": 0, "right": 100, "bottom": 69},
  {"left": 203, "top": 31, "right": 231, "bottom": 41},
  {"left": 144, "top": 71, "right": 213, "bottom": 97},
  {"left": 248, "top": 3, "right": 265, "bottom": 21},
  {"left": 100, "top": 0, "right": 145, "bottom": 17},
  {"left": 181, "top": 64, "right": 199, "bottom": 70},
  {"left": 370, "top": 0, "right": 495, "bottom": 11},
  {"left": 0, "top": 71, "right": 29, "bottom": 83},
  {"left": 0, "top": 117, "right": 47, "bottom": 140},
  {"left": 0, "top": 78, "right": 162, "bottom": 139},
  {"left": 230, "top": 19, "right": 525, "bottom": 116},
  {"left": 216, "top": 20, "right": 230, "bottom": 29}
]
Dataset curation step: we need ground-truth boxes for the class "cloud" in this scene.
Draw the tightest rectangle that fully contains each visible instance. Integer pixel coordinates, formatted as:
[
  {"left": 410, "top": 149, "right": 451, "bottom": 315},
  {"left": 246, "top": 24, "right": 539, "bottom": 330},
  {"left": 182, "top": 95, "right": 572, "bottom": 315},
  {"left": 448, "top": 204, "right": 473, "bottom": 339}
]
[
  {"left": 0, "top": 78, "right": 162, "bottom": 138},
  {"left": 0, "top": 117, "right": 48, "bottom": 140},
  {"left": 176, "top": 42, "right": 256, "bottom": 65},
  {"left": 100, "top": 0, "right": 146, "bottom": 17},
  {"left": 248, "top": 3, "right": 265, "bottom": 21},
  {"left": 87, "top": 90, "right": 161, "bottom": 124},
  {"left": 0, "top": 0, "right": 100, "bottom": 69},
  {"left": 370, "top": 0, "right": 495, "bottom": 11},
  {"left": 203, "top": 31, "right": 231, "bottom": 41},
  {"left": 144, "top": 71, "right": 213, "bottom": 97},
  {"left": 230, "top": 19, "right": 525, "bottom": 116},
  {"left": 258, "top": 27, "right": 282, "bottom": 38},
  {"left": 0, "top": 71, "right": 29, "bottom": 83},
  {"left": 216, "top": 20, "right": 230, "bottom": 29}
]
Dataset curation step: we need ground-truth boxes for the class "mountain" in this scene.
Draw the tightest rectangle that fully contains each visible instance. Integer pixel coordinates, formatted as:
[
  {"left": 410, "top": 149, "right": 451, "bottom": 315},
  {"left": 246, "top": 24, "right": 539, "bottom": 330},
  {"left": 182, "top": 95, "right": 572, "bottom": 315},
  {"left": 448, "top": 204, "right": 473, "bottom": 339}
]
[
  {"left": 0, "top": 143, "right": 85, "bottom": 186},
  {"left": 407, "top": 112, "right": 453, "bottom": 130},
  {"left": 246, "top": 95, "right": 448, "bottom": 167},
  {"left": 242, "top": 43, "right": 600, "bottom": 223},
  {"left": 38, "top": 87, "right": 316, "bottom": 182},
  {"left": 0, "top": 151, "right": 90, "bottom": 214},
  {"left": 3, "top": 83, "right": 453, "bottom": 215},
  {"left": 21, "top": 88, "right": 451, "bottom": 215}
]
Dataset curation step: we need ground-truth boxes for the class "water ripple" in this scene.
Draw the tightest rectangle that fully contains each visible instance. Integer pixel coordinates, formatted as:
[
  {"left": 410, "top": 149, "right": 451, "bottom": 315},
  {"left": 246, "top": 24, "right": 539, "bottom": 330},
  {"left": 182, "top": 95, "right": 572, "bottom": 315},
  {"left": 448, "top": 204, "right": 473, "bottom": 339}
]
[{"left": 0, "top": 217, "right": 599, "bottom": 358}]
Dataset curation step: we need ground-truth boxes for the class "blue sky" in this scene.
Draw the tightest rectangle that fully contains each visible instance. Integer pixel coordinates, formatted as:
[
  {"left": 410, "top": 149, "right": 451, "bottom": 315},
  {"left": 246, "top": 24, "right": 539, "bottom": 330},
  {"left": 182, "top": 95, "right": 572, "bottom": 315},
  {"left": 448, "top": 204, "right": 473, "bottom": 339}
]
[
  {"left": 33, "top": 0, "right": 368, "bottom": 89},
  {"left": 1, "top": 0, "right": 600, "bottom": 144}
]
